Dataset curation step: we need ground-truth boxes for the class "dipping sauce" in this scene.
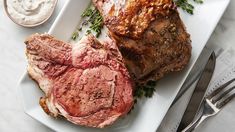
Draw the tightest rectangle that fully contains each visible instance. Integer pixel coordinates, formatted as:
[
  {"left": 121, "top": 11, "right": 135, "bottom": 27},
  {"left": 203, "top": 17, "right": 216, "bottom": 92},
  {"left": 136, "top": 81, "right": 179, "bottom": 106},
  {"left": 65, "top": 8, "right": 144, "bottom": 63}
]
[{"left": 6, "top": 0, "right": 57, "bottom": 26}]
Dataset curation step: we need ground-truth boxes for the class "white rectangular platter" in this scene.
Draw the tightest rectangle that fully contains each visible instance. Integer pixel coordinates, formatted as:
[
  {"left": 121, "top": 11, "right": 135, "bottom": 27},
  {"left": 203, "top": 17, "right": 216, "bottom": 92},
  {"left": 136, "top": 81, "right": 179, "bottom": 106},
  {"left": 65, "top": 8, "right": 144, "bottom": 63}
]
[{"left": 18, "top": 0, "right": 230, "bottom": 131}]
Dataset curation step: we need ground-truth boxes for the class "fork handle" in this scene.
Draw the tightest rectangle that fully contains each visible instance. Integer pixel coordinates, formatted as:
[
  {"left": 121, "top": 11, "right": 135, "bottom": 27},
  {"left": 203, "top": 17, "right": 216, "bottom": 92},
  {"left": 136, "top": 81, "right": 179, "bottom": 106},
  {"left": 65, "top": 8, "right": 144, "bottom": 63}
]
[{"left": 182, "top": 115, "right": 207, "bottom": 132}]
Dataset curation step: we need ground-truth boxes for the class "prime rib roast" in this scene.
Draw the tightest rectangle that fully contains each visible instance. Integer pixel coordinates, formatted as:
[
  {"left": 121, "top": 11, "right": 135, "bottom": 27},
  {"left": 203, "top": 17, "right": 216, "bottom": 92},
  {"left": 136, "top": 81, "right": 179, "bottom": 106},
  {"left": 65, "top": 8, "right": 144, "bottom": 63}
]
[
  {"left": 93, "top": 0, "right": 192, "bottom": 83},
  {"left": 25, "top": 0, "right": 192, "bottom": 128},
  {"left": 25, "top": 34, "right": 134, "bottom": 128}
]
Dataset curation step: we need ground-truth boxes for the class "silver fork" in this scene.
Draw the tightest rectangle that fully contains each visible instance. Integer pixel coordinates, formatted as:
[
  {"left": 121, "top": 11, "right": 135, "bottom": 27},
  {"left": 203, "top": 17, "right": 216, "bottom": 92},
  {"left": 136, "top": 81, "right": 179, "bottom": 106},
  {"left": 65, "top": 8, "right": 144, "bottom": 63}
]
[{"left": 182, "top": 78, "right": 235, "bottom": 132}]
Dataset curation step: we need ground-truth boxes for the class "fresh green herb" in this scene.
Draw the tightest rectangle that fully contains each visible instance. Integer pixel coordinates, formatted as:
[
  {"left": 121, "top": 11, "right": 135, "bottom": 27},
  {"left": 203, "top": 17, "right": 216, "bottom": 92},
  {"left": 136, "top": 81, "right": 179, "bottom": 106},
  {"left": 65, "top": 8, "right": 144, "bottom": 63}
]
[
  {"left": 194, "top": 0, "right": 203, "bottom": 4},
  {"left": 127, "top": 81, "right": 157, "bottom": 114},
  {"left": 81, "top": 8, "right": 93, "bottom": 17},
  {"left": 71, "top": 31, "right": 79, "bottom": 40},
  {"left": 174, "top": 0, "right": 203, "bottom": 15},
  {"left": 71, "top": 7, "right": 103, "bottom": 41},
  {"left": 82, "top": 7, "right": 103, "bottom": 37},
  {"left": 86, "top": 30, "right": 91, "bottom": 35},
  {"left": 134, "top": 81, "right": 157, "bottom": 98},
  {"left": 78, "top": 27, "right": 82, "bottom": 31},
  {"left": 175, "top": 0, "right": 194, "bottom": 14}
]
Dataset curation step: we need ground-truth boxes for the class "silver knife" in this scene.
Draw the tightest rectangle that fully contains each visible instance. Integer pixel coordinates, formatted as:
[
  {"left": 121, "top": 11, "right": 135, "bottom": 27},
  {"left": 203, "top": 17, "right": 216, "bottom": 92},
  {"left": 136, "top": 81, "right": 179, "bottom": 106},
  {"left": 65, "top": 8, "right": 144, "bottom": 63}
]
[
  {"left": 171, "top": 49, "right": 213, "bottom": 107},
  {"left": 177, "top": 52, "right": 216, "bottom": 132}
]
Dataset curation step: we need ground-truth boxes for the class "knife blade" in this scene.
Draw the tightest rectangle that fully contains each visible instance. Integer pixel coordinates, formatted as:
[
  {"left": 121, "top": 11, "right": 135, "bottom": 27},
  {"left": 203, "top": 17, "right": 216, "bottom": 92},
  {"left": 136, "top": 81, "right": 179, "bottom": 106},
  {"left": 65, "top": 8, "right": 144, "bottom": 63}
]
[
  {"left": 177, "top": 52, "right": 216, "bottom": 132},
  {"left": 171, "top": 49, "right": 213, "bottom": 107}
]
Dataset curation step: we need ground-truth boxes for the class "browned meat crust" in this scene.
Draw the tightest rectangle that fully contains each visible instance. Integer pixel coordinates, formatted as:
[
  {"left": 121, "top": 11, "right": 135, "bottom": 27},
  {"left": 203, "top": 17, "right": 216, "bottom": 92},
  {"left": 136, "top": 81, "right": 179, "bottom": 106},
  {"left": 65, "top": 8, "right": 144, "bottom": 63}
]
[
  {"left": 93, "top": 0, "right": 191, "bottom": 83},
  {"left": 93, "top": 0, "right": 174, "bottom": 39}
]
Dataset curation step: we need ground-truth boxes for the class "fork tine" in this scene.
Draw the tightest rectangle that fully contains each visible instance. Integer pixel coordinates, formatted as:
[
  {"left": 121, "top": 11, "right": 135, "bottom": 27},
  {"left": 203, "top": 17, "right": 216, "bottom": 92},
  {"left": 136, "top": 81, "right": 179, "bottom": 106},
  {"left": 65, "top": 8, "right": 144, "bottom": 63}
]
[
  {"left": 207, "top": 78, "right": 235, "bottom": 99},
  {"left": 211, "top": 86, "right": 235, "bottom": 103},
  {"left": 216, "top": 92, "right": 235, "bottom": 109}
]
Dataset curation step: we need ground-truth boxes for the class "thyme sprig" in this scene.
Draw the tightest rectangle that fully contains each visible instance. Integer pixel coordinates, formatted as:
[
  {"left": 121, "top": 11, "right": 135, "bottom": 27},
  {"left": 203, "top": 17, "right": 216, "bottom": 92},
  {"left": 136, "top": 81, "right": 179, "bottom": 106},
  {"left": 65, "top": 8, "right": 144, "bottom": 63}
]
[
  {"left": 82, "top": 7, "right": 103, "bottom": 37},
  {"left": 129, "top": 81, "right": 157, "bottom": 114},
  {"left": 71, "top": 31, "right": 79, "bottom": 40},
  {"left": 71, "top": 7, "right": 103, "bottom": 40},
  {"left": 175, "top": 0, "right": 203, "bottom": 15},
  {"left": 134, "top": 81, "right": 157, "bottom": 98}
]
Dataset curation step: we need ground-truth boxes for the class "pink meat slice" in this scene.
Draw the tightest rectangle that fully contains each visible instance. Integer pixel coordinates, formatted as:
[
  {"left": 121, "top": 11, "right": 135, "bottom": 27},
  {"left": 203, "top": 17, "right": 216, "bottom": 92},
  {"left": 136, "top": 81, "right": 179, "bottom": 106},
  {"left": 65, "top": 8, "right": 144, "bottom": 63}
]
[{"left": 25, "top": 34, "right": 134, "bottom": 128}]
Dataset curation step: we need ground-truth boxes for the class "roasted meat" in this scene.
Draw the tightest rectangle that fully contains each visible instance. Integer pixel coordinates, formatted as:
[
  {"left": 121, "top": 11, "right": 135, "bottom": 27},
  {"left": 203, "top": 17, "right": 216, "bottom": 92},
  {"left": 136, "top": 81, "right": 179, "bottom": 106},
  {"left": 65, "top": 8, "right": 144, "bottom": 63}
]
[
  {"left": 93, "top": 0, "right": 192, "bottom": 82},
  {"left": 25, "top": 34, "right": 134, "bottom": 128},
  {"left": 93, "top": 0, "right": 174, "bottom": 39}
]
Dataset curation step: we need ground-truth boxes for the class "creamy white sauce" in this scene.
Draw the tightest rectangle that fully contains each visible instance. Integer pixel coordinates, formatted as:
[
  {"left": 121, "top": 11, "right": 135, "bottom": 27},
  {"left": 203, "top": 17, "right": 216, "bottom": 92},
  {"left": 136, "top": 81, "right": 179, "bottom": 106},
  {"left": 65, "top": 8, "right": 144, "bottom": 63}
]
[{"left": 7, "top": 0, "right": 57, "bottom": 26}]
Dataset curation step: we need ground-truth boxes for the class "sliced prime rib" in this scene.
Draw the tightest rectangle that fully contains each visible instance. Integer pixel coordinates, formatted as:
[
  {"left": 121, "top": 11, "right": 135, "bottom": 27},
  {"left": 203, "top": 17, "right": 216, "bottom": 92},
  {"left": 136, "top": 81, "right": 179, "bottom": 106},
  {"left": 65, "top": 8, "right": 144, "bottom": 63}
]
[
  {"left": 25, "top": 33, "right": 134, "bottom": 128},
  {"left": 93, "top": 0, "right": 192, "bottom": 83}
]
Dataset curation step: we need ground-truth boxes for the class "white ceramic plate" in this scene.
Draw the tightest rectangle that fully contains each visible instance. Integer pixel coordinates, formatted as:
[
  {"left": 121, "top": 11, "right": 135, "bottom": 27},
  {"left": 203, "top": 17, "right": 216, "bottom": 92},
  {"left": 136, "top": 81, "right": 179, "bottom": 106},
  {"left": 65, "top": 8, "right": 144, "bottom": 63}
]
[{"left": 18, "top": 0, "right": 230, "bottom": 132}]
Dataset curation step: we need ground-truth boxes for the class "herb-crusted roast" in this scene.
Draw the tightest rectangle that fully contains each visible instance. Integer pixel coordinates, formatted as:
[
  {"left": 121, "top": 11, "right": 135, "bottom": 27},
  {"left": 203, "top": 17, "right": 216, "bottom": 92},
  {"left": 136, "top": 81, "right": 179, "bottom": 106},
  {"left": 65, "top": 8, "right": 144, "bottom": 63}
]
[{"left": 93, "top": 0, "right": 192, "bottom": 83}]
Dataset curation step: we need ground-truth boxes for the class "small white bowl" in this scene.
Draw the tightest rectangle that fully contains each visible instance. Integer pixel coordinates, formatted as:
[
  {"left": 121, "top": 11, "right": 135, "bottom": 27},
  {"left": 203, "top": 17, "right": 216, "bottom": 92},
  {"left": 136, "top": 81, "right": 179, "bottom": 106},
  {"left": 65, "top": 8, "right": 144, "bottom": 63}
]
[{"left": 3, "top": 0, "right": 58, "bottom": 28}]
